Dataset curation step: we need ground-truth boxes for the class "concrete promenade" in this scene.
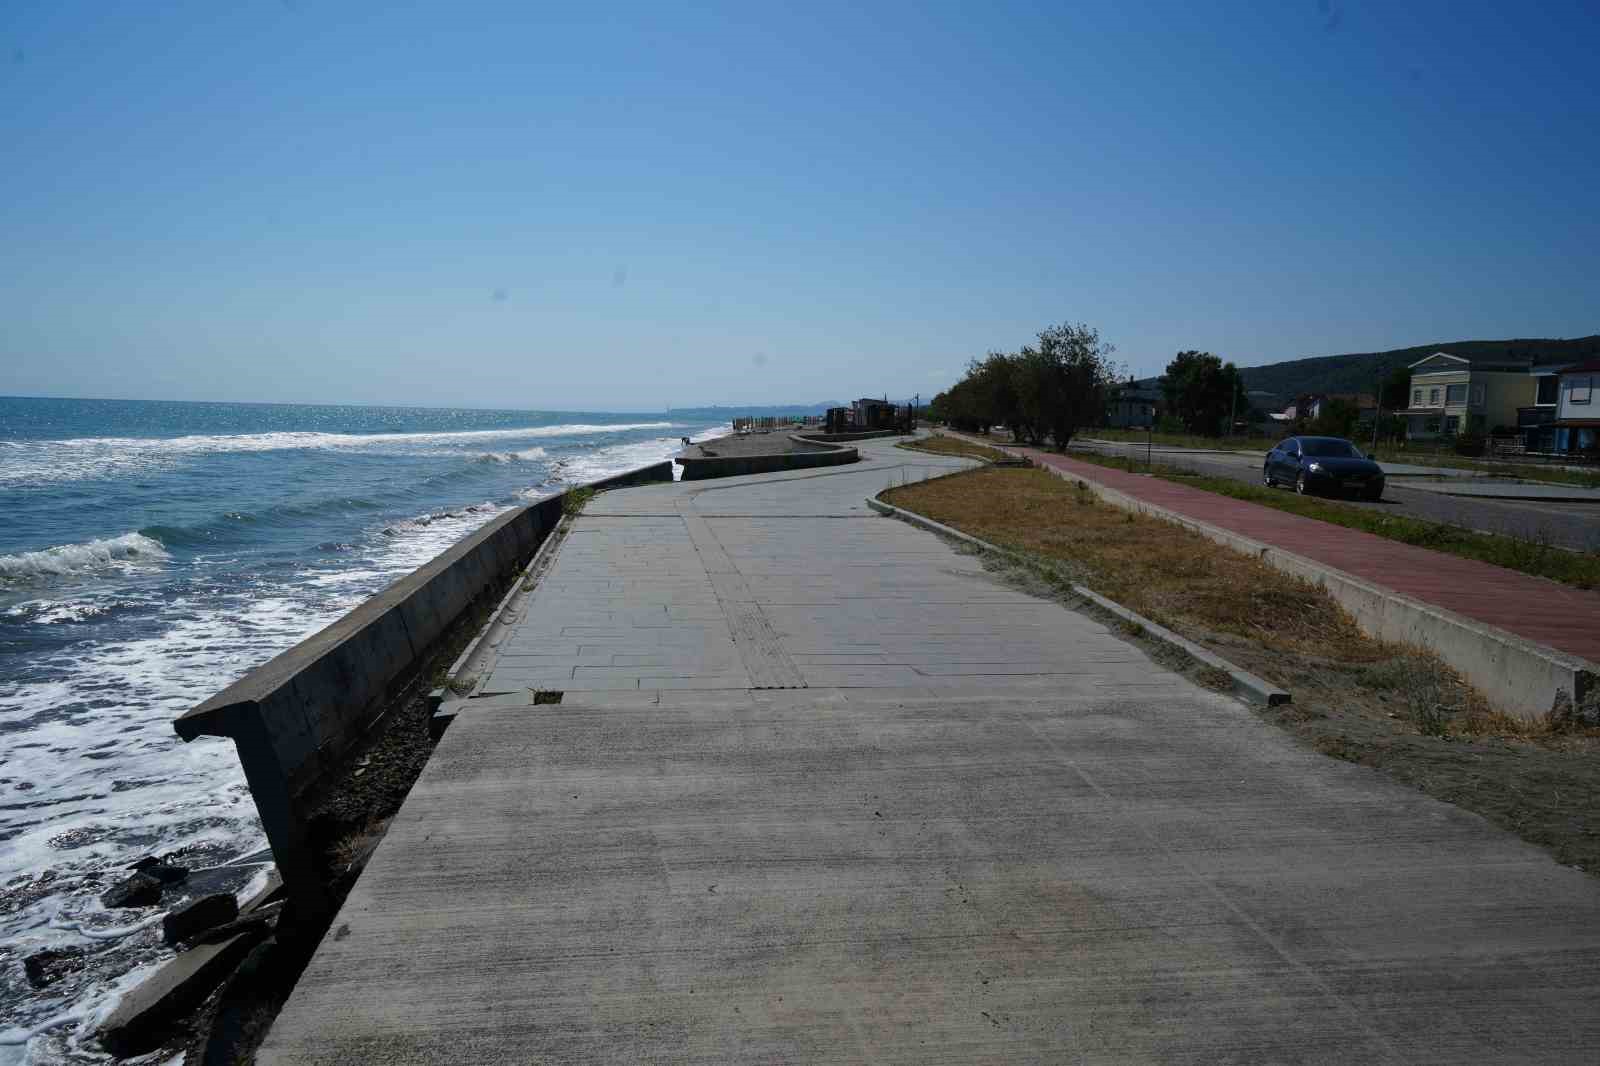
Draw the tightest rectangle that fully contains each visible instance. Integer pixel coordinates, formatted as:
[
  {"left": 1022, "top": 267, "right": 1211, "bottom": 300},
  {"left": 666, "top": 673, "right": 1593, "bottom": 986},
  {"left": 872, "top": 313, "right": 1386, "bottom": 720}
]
[{"left": 261, "top": 437, "right": 1600, "bottom": 1063}]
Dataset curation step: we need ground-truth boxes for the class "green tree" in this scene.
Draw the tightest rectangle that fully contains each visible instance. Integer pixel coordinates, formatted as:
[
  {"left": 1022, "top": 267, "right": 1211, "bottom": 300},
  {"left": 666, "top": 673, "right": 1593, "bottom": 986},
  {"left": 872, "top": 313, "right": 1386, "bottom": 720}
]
[
  {"left": 1380, "top": 367, "right": 1412, "bottom": 411},
  {"left": 1162, "top": 350, "right": 1244, "bottom": 435},
  {"left": 1013, "top": 322, "right": 1119, "bottom": 448},
  {"left": 1309, "top": 397, "right": 1360, "bottom": 438}
]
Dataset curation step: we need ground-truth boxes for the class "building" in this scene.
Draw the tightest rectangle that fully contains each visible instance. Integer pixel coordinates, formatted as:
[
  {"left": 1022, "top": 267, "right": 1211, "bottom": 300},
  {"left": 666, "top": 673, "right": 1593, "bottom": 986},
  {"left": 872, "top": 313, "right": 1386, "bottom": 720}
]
[
  {"left": 1516, "top": 363, "right": 1564, "bottom": 448},
  {"left": 851, "top": 397, "right": 898, "bottom": 430},
  {"left": 1106, "top": 383, "right": 1160, "bottom": 428},
  {"left": 1395, "top": 351, "right": 1554, "bottom": 441},
  {"left": 1548, "top": 360, "right": 1600, "bottom": 456},
  {"left": 1306, "top": 393, "right": 1377, "bottom": 423}
]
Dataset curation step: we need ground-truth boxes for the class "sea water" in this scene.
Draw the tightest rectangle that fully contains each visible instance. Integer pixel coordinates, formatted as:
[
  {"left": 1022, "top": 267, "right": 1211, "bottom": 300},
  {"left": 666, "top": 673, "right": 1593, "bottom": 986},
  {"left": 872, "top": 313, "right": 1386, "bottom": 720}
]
[{"left": 0, "top": 396, "right": 723, "bottom": 1062}]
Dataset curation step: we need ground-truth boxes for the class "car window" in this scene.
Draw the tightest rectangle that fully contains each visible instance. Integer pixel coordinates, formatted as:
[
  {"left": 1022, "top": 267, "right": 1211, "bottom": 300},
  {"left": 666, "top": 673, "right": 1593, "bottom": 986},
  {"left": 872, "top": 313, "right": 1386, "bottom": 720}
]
[{"left": 1302, "top": 439, "right": 1362, "bottom": 458}]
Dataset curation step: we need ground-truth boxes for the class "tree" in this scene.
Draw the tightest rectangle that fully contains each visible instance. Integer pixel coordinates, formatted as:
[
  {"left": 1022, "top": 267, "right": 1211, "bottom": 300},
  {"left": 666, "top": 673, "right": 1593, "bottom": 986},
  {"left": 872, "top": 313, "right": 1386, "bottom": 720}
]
[
  {"left": 932, "top": 322, "right": 1118, "bottom": 447},
  {"left": 1380, "top": 367, "right": 1412, "bottom": 412},
  {"left": 1013, "top": 322, "right": 1118, "bottom": 448},
  {"left": 1162, "top": 350, "right": 1244, "bottom": 436},
  {"left": 1309, "top": 397, "right": 1360, "bottom": 438}
]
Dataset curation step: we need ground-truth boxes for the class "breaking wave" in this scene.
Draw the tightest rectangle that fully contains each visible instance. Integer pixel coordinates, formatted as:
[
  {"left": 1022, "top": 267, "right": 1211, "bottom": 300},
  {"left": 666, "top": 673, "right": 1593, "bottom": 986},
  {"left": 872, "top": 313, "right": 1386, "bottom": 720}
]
[
  {"left": 0, "top": 533, "right": 169, "bottom": 583},
  {"left": 1, "top": 423, "right": 676, "bottom": 484}
]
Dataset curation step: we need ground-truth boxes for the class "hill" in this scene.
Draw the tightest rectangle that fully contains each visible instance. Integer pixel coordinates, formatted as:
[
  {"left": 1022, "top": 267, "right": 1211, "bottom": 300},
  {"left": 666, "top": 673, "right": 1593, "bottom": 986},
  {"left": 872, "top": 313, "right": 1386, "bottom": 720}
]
[
  {"left": 1236, "top": 336, "right": 1600, "bottom": 399},
  {"left": 668, "top": 403, "right": 841, "bottom": 420}
]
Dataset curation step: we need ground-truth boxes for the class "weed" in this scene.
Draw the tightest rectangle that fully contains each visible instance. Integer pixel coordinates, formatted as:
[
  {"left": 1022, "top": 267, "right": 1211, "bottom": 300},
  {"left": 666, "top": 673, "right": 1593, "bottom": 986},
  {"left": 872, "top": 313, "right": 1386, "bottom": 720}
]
[
  {"left": 562, "top": 486, "right": 596, "bottom": 517},
  {"left": 1357, "top": 655, "right": 1426, "bottom": 691},
  {"left": 1402, "top": 669, "right": 1450, "bottom": 736}
]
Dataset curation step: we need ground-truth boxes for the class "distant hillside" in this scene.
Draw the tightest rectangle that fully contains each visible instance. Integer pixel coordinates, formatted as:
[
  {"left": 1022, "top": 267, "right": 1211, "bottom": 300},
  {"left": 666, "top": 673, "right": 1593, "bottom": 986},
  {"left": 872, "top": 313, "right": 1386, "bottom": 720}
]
[
  {"left": 1237, "top": 336, "right": 1600, "bottom": 399},
  {"left": 668, "top": 403, "right": 841, "bottom": 419}
]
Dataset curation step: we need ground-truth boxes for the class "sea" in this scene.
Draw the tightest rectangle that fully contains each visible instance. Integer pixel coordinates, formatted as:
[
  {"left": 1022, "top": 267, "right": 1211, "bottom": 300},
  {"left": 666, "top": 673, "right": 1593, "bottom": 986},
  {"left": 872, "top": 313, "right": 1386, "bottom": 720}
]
[{"left": 0, "top": 396, "right": 726, "bottom": 1063}]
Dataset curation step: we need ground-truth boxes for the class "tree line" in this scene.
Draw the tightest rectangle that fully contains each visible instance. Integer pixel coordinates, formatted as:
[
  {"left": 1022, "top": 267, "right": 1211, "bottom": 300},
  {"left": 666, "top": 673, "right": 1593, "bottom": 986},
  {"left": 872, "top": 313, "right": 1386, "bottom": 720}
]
[
  {"left": 928, "top": 323, "right": 1119, "bottom": 446},
  {"left": 929, "top": 330, "right": 1413, "bottom": 446}
]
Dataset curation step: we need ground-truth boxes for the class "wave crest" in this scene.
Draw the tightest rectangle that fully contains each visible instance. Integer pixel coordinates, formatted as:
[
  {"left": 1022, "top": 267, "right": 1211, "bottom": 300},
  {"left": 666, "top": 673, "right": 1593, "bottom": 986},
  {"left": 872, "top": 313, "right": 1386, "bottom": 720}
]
[
  {"left": 475, "top": 446, "right": 548, "bottom": 463},
  {"left": 0, "top": 533, "right": 170, "bottom": 583}
]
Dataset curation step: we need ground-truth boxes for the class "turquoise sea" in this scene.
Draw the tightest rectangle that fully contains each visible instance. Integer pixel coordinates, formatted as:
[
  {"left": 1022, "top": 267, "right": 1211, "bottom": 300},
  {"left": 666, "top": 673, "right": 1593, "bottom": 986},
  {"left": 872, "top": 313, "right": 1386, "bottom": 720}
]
[{"left": 0, "top": 396, "right": 723, "bottom": 1060}]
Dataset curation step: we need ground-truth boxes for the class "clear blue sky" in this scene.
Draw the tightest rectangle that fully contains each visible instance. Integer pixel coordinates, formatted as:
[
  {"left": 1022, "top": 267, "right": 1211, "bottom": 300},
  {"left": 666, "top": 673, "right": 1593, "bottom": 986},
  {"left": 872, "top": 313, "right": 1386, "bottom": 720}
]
[{"left": 3, "top": 1, "right": 1596, "bottom": 410}]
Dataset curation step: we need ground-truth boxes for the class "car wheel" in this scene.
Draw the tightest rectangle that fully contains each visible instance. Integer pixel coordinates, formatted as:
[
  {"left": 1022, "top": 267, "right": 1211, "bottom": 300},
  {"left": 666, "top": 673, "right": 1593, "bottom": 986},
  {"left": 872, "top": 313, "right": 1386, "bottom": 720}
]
[
  {"left": 1295, "top": 472, "right": 1310, "bottom": 495},
  {"left": 1262, "top": 465, "right": 1274, "bottom": 487}
]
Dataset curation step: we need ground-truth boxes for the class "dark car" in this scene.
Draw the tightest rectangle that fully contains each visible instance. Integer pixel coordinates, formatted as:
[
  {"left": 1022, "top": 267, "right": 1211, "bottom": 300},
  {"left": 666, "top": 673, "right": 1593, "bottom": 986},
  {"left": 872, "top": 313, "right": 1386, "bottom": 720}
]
[{"left": 1263, "top": 436, "right": 1385, "bottom": 499}]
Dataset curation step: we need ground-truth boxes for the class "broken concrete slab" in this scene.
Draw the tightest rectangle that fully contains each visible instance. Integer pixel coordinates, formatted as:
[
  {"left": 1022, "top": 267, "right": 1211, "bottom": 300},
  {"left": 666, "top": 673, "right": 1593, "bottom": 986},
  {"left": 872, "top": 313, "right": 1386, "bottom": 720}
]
[
  {"left": 163, "top": 892, "right": 240, "bottom": 946},
  {"left": 98, "top": 928, "right": 267, "bottom": 1057}
]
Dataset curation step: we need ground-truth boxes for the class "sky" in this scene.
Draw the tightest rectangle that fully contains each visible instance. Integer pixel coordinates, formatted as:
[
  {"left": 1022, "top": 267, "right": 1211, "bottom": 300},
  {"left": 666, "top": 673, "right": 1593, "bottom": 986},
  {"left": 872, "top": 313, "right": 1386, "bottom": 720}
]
[{"left": 2, "top": 1, "right": 1597, "bottom": 411}]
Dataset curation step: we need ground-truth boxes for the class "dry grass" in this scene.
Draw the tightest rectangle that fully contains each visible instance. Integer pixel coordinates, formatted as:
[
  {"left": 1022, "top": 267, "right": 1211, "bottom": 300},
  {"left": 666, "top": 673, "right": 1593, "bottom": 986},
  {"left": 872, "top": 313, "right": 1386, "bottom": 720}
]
[
  {"left": 885, "top": 466, "right": 1371, "bottom": 659},
  {"left": 898, "top": 436, "right": 1012, "bottom": 463}
]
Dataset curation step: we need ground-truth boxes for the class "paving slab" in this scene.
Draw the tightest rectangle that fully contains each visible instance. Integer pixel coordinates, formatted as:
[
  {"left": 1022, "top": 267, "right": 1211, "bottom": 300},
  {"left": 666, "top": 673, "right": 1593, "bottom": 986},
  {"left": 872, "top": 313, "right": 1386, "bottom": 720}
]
[{"left": 261, "top": 436, "right": 1600, "bottom": 1064}]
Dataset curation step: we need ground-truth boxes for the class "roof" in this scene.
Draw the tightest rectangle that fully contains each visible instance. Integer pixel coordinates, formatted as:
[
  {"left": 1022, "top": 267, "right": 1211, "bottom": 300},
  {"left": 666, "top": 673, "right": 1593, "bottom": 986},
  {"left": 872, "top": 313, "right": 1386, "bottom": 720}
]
[
  {"left": 1408, "top": 351, "right": 1469, "bottom": 370},
  {"left": 1559, "top": 361, "right": 1600, "bottom": 375},
  {"left": 1409, "top": 350, "right": 1539, "bottom": 374}
]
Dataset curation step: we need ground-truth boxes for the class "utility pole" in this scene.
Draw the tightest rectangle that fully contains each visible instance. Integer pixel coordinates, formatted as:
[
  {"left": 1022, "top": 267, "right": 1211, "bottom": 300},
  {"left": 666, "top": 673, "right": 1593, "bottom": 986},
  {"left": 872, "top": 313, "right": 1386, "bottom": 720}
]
[
  {"left": 1371, "top": 365, "right": 1386, "bottom": 454},
  {"left": 1228, "top": 372, "right": 1238, "bottom": 440}
]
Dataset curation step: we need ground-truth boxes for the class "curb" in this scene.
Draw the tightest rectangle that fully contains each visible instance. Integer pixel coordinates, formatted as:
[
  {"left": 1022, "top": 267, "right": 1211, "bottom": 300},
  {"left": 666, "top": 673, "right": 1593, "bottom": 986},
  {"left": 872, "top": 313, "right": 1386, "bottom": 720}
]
[
  {"left": 941, "top": 431, "right": 1594, "bottom": 720},
  {"left": 427, "top": 512, "right": 574, "bottom": 712},
  {"left": 865, "top": 496, "right": 1291, "bottom": 708}
]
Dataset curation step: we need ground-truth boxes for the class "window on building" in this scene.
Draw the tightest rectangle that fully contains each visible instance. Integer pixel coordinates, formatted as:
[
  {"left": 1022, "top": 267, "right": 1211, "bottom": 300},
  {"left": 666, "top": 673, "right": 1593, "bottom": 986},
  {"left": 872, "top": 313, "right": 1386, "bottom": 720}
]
[
  {"left": 1412, "top": 388, "right": 1421, "bottom": 407},
  {"left": 1470, "top": 383, "right": 1485, "bottom": 406},
  {"left": 1429, "top": 387, "right": 1440, "bottom": 405},
  {"left": 1573, "top": 376, "right": 1593, "bottom": 405},
  {"left": 1446, "top": 384, "right": 1467, "bottom": 405},
  {"left": 1537, "top": 376, "right": 1559, "bottom": 405},
  {"left": 1444, "top": 415, "right": 1459, "bottom": 435}
]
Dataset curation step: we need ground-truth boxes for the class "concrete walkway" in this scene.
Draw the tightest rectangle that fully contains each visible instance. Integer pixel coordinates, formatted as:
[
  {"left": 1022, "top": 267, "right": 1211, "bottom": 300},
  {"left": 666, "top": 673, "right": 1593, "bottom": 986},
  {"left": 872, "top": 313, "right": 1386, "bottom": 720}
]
[
  {"left": 1013, "top": 445, "right": 1600, "bottom": 665},
  {"left": 261, "top": 437, "right": 1600, "bottom": 1064}
]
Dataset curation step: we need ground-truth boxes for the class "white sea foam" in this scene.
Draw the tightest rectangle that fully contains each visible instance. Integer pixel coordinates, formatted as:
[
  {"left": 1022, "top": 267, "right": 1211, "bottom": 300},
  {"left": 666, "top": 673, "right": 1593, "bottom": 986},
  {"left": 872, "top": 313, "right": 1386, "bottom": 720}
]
[
  {"left": 555, "top": 424, "right": 730, "bottom": 485},
  {"left": 0, "top": 422, "right": 677, "bottom": 484},
  {"left": 0, "top": 421, "right": 720, "bottom": 1057},
  {"left": 0, "top": 533, "right": 169, "bottom": 583},
  {"left": 475, "top": 446, "right": 548, "bottom": 463}
]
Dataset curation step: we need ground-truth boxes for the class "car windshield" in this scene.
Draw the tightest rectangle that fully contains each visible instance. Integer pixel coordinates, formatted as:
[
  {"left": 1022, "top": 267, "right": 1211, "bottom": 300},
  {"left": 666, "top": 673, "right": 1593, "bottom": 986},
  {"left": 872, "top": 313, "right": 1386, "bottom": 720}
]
[{"left": 1302, "top": 439, "right": 1362, "bottom": 458}]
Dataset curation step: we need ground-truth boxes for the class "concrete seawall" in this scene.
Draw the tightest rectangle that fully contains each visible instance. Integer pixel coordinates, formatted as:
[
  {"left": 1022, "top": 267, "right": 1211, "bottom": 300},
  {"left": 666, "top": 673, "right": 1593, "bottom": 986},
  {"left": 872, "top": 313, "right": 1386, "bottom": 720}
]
[
  {"left": 794, "top": 429, "right": 901, "bottom": 443},
  {"left": 675, "top": 434, "right": 858, "bottom": 480},
  {"left": 172, "top": 461, "right": 673, "bottom": 912}
]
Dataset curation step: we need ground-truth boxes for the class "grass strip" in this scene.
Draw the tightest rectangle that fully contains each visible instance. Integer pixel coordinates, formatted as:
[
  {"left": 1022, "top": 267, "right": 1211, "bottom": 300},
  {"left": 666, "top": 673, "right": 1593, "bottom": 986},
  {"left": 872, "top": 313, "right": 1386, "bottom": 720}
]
[
  {"left": 1085, "top": 426, "right": 1600, "bottom": 488},
  {"left": 1066, "top": 449, "right": 1600, "bottom": 590},
  {"left": 897, "top": 436, "right": 1012, "bottom": 463}
]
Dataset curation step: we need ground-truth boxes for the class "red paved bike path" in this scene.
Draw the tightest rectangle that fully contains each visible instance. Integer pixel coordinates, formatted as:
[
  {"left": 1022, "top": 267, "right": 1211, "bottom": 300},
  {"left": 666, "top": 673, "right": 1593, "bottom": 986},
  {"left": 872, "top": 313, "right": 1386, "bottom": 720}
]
[{"left": 989, "top": 443, "right": 1600, "bottom": 665}]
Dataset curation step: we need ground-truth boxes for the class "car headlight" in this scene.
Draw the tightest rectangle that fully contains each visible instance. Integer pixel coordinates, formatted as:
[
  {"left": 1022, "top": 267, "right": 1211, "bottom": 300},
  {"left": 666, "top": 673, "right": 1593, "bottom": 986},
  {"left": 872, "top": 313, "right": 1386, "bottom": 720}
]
[{"left": 1307, "top": 461, "right": 1322, "bottom": 472}]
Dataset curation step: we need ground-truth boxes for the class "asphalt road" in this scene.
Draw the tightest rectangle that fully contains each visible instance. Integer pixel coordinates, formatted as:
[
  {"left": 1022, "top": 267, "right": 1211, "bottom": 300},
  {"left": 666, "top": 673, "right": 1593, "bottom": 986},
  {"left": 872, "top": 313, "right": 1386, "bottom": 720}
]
[{"left": 1071, "top": 439, "right": 1600, "bottom": 552}]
